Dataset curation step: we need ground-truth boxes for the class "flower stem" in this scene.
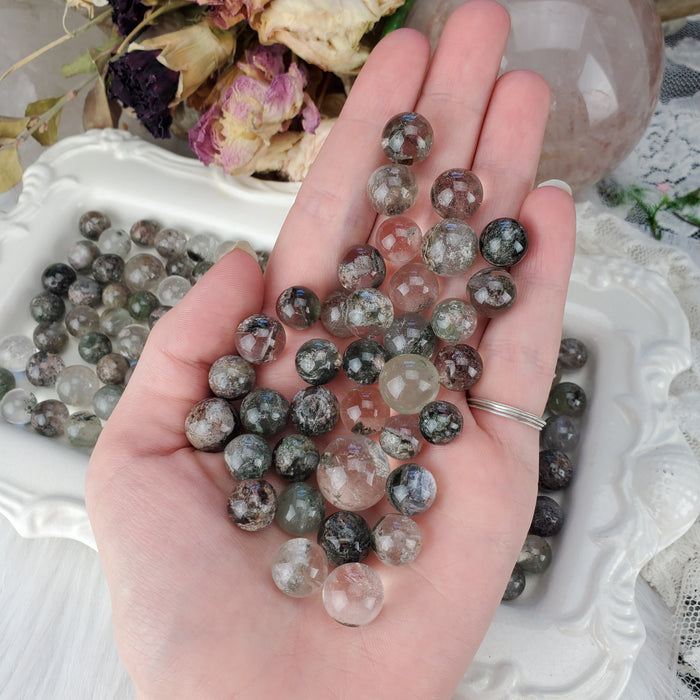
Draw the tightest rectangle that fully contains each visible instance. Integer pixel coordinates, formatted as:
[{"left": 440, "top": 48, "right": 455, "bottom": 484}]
[
  {"left": 115, "top": 0, "right": 194, "bottom": 55},
  {"left": 0, "top": 9, "right": 112, "bottom": 85}
]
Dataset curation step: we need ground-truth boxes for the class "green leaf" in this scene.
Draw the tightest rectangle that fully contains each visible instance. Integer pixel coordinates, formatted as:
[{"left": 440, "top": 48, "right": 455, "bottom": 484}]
[
  {"left": 665, "top": 187, "right": 700, "bottom": 211},
  {"left": 0, "top": 145, "right": 24, "bottom": 193},
  {"left": 62, "top": 37, "right": 119, "bottom": 77},
  {"left": 25, "top": 97, "right": 63, "bottom": 147},
  {"left": 0, "top": 115, "right": 29, "bottom": 139},
  {"left": 381, "top": 0, "right": 415, "bottom": 36}
]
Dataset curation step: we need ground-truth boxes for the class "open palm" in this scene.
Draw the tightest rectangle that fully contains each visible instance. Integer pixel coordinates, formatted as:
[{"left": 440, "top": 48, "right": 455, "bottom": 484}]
[{"left": 86, "top": 2, "right": 576, "bottom": 698}]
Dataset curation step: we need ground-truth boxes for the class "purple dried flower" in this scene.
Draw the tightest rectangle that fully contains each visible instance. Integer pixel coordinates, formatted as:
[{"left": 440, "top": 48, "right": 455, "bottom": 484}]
[
  {"left": 108, "top": 0, "right": 148, "bottom": 36},
  {"left": 107, "top": 50, "right": 179, "bottom": 139}
]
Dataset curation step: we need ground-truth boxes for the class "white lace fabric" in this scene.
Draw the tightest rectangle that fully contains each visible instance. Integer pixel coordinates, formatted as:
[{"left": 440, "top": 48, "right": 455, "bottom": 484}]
[{"left": 580, "top": 14, "right": 700, "bottom": 697}]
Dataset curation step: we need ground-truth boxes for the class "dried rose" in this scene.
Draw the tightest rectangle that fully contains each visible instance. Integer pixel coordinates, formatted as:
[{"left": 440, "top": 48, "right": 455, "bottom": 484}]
[
  {"left": 251, "top": 0, "right": 404, "bottom": 75},
  {"left": 192, "top": 0, "right": 272, "bottom": 30},
  {"left": 108, "top": 0, "right": 149, "bottom": 36},
  {"left": 107, "top": 49, "right": 179, "bottom": 137}
]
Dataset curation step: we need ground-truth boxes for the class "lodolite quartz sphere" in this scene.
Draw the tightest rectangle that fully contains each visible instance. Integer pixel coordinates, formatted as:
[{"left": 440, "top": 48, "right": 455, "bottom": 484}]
[
  {"left": 271, "top": 538, "right": 328, "bottom": 598},
  {"left": 406, "top": 0, "right": 664, "bottom": 193}
]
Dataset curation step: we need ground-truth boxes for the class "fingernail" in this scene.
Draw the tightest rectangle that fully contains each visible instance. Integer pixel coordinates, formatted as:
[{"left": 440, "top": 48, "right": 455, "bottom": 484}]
[
  {"left": 232, "top": 240, "right": 258, "bottom": 260},
  {"left": 537, "top": 179, "right": 573, "bottom": 196}
]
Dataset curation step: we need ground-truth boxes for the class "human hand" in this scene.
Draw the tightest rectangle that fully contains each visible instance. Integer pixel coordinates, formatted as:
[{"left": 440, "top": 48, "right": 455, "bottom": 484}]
[{"left": 86, "top": 1, "right": 576, "bottom": 698}]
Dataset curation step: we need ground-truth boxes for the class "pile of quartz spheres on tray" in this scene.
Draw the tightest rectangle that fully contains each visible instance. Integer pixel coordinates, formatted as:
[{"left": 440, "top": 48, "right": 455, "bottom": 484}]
[
  {"left": 502, "top": 337, "right": 589, "bottom": 602},
  {"left": 0, "top": 210, "right": 267, "bottom": 449},
  {"left": 182, "top": 109, "right": 538, "bottom": 626}
]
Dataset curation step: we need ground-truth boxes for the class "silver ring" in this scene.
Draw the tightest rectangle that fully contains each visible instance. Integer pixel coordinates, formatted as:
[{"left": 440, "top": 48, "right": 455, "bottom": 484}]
[{"left": 467, "top": 397, "right": 546, "bottom": 431}]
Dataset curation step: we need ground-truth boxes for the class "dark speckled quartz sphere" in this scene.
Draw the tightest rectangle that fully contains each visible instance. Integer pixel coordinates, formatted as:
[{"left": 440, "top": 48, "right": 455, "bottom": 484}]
[
  {"left": 26, "top": 352, "right": 65, "bottom": 388},
  {"left": 227, "top": 478, "right": 277, "bottom": 531},
  {"left": 240, "top": 388, "right": 289, "bottom": 437},
  {"left": 68, "top": 278, "right": 103, "bottom": 308},
  {"left": 467, "top": 267, "right": 517, "bottom": 317},
  {"left": 419, "top": 400, "right": 463, "bottom": 445},
  {"left": 273, "top": 433, "right": 320, "bottom": 481},
  {"left": 96, "top": 353, "right": 131, "bottom": 385},
  {"left": 383, "top": 312, "right": 437, "bottom": 359},
  {"left": 317, "top": 511, "right": 372, "bottom": 566},
  {"left": 430, "top": 168, "right": 483, "bottom": 220},
  {"left": 386, "top": 463, "right": 437, "bottom": 515},
  {"left": 208, "top": 355, "right": 256, "bottom": 400},
  {"left": 289, "top": 385, "right": 339, "bottom": 437},
  {"left": 530, "top": 495, "right": 565, "bottom": 537},
  {"left": 79, "top": 210, "right": 111, "bottom": 240},
  {"left": 381, "top": 111, "right": 434, "bottom": 165},
  {"left": 479, "top": 218, "right": 529, "bottom": 267},
  {"left": 379, "top": 414, "right": 424, "bottom": 460},
  {"left": 33, "top": 322, "right": 69, "bottom": 353},
  {"left": 130, "top": 219, "right": 160, "bottom": 246},
  {"left": 337, "top": 244, "right": 386, "bottom": 291},
  {"left": 343, "top": 287, "right": 394, "bottom": 338},
  {"left": 224, "top": 434, "right": 272, "bottom": 480},
  {"left": 30, "top": 399, "right": 69, "bottom": 437},
  {"left": 41, "top": 263, "right": 77, "bottom": 297},
  {"left": 502, "top": 564, "right": 526, "bottom": 601},
  {"left": 276, "top": 286, "right": 321, "bottom": 330},
  {"left": 295, "top": 338, "right": 341, "bottom": 385},
  {"left": 541, "top": 415, "right": 580, "bottom": 452},
  {"left": 558, "top": 337, "right": 589, "bottom": 370},
  {"left": 342, "top": 338, "right": 388, "bottom": 385},
  {"left": 92, "top": 254, "right": 125, "bottom": 284},
  {"left": 185, "top": 396, "right": 239, "bottom": 452},
  {"left": 30, "top": 292, "right": 65, "bottom": 323},
  {"left": 539, "top": 449, "right": 574, "bottom": 490},
  {"left": 547, "top": 381, "right": 587, "bottom": 417},
  {"left": 434, "top": 344, "right": 483, "bottom": 391}
]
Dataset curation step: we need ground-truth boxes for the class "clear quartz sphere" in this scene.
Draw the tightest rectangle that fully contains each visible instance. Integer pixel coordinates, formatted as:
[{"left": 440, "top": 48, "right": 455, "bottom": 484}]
[
  {"left": 388, "top": 262, "right": 440, "bottom": 313},
  {"left": 114, "top": 324, "right": 150, "bottom": 361},
  {"left": 123, "top": 253, "right": 166, "bottom": 291},
  {"left": 93, "top": 384, "right": 124, "bottom": 420},
  {"left": 406, "top": 0, "right": 664, "bottom": 193},
  {"left": 317, "top": 435, "right": 390, "bottom": 510},
  {"left": 367, "top": 164, "right": 418, "bottom": 216},
  {"left": 378, "top": 354, "right": 440, "bottom": 414},
  {"left": 187, "top": 233, "right": 218, "bottom": 262},
  {"left": 55, "top": 365, "right": 100, "bottom": 407},
  {"left": 1, "top": 387, "right": 37, "bottom": 425},
  {"left": 0, "top": 335, "right": 36, "bottom": 372},
  {"left": 322, "top": 563, "right": 384, "bottom": 627},
  {"left": 235, "top": 314, "right": 286, "bottom": 364},
  {"left": 100, "top": 308, "right": 133, "bottom": 337},
  {"left": 98, "top": 228, "right": 132, "bottom": 257},
  {"left": 375, "top": 216, "right": 422, "bottom": 264},
  {"left": 340, "top": 385, "right": 390, "bottom": 436},
  {"left": 271, "top": 538, "right": 328, "bottom": 598},
  {"left": 157, "top": 275, "right": 191, "bottom": 306},
  {"left": 371, "top": 513, "right": 423, "bottom": 566}
]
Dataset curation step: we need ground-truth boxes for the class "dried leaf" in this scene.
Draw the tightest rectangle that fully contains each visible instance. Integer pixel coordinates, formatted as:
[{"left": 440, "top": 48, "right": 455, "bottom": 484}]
[
  {"left": 62, "top": 38, "right": 119, "bottom": 78},
  {"left": 25, "top": 97, "right": 63, "bottom": 147},
  {"left": 83, "top": 77, "right": 122, "bottom": 130},
  {"left": 0, "top": 115, "right": 29, "bottom": 139},
  {"left": 0, "top": 145, "right": 24, "bottom": 193}
]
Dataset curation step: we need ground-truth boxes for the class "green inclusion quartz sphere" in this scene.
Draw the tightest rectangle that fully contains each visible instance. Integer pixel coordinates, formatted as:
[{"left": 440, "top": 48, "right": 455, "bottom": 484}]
[
  {"left": 419, "top": 400, "right": 463, "bottom": 445},
  {"left": 337, "top": 244, "right": 386, "bottom": 291},
  {"left": 234, "top": 314, "right": 286, "bottom": 364},
  {"left": 66, "top": 411, "right": 102, "bottom": 448},
  {"left": 371, "top": 513, "right": 423, "bottom": 566},
  {"left": 224, "top": 434, "right": 272, "bottom": 480},
  {"left": 271, "top": 538, "right": 328, "bottom": 597},
  {"left": 317, "top": 511, "right": 372, "bottom": 566},
  {"left": 273, "top": 433, "right": 320, "bottom": 481},
  {"left": 322, "top": 562, "right": 384, "bottom": 627},
  {"left": 30, "top": 399, "right": 69, "bottom": 437},
  {"left": 342, "top": 338, "right": 388, "bottom": 385},
  {"left": 383, "top": 312, "right": 437, "bottom": 359},
  {"left": 434, "top": 344, "right": 483, "bottom": 391},
  {"left": 295, "top": 338, "right": 341, "bottom": 385},
  {"left": 208, "top": 354, "right": 256, "bottom": 400},
  {"left": 430, "top": 168, "right": 483, "bottom": 220},
  {"left": 343, "top": 288, "right": 394, "bottom": 338},
  {"left": 386, "top": 463, "right": 437, "bottom": 515},
  {"left": 367, "top": 163, "right": 418, "bottom": 216},
  {"left": 502, "top": 564, "right": 526, "bottom": 601},
  {"left": 275, "top": 483, "right": 326, "bottom": 536},
  {"left": 55, "top": 365, "right": 100, "bottom": 408},
  {"left": 185, "top": 396, "right": 239, "bottom": 451},
  {"left": 517, "top": 534, "right": 553, "bottom": 574},
  {"left": 378, "top": 354, "right": 440, "bottom": 414},
  {"left": 276, "top": 285, "right": 321, "bottom": 330},
  {"left": 340, "top": 385, "right": 390, "bottom": 436},
  {"left": 240, "top": 388, "right": 289, "bottom": 437},
  {"left": 227, "top": 478, "right": 277, "bottom": 531},
  {"left": 388, "top": 262, "right": 440, "bottom": 313},
  {"left": 127, "top": 290, "right": 160, "bottom": 321},
  {"left": 78, "top": 332, "right": 112, "bottom": 364},
  {"left": 467, "top": 267, "right": 517, "bottom": 317},
  {"left": 379, "top": 413, "right": 424, "bottom": 460},
  {"left": 547, "top": 381, "right": 587, "bottom": 417},
  {"left": 317, "top": 435, "right": 390, "bottom": 510},
  {"left": 0, "top": 367, "right": 16, "bottom": 399},
  {"left": 375, "top": 216, "right": 422, "bottom": 264},
  {"left": 93, "top": 384, "right": 123, "bottom": 420},
  {"left": 430, "top": 298, "right": 478, "bottom": 343},
  {"left": 479, "top": 218, "right": 529, "bottom": 267},
  {"left": 421, "top": 218, "right": 478, "bottom": 276},
  {"left": 289, "top": 385, "right": 339, "bottom": 437},
  {"left": 381, "top": 111, "right": 434, "bottom": 165}
]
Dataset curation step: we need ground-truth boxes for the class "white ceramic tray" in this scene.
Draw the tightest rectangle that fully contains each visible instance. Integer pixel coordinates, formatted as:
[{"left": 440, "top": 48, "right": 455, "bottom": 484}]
[{"left": 0, "top": 130, "right": 698, "bottom": 699}]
